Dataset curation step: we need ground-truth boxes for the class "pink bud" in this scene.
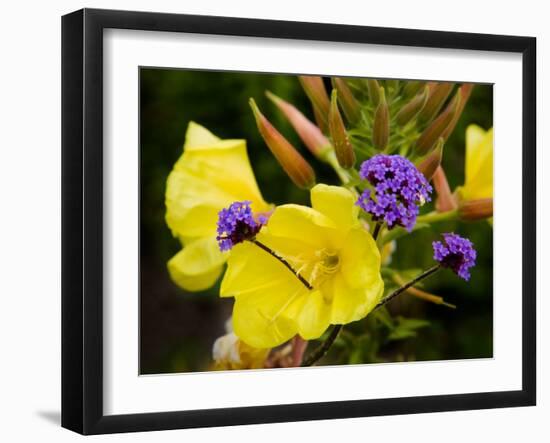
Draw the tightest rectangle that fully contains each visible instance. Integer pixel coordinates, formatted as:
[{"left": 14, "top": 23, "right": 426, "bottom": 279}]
[
  {"left": 250, "top": 99, "right": 316, "bottom": 189},
  {"left": 265, "top": 91, "right": 331, "bottom": 159},
  {"left": 433, "top": 166, "right": 458, "bottom": 212}
]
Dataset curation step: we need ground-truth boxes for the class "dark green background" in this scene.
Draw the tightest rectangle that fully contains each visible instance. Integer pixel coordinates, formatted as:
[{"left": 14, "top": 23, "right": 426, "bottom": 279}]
[{"left": 140, "top": 68, "right": 493, "bottom": 374}]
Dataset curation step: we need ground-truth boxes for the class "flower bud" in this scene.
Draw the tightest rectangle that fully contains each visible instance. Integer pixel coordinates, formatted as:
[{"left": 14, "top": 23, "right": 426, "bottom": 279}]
[
  {"left": 249, "top": 98, "right": 316, "bottom": 189},
  {"left": 415, "top": 92, "right": 461, "bottom": 155},
  {"left": 298, "top": 76, "right": 330, "bottom": 128},
  {"left": 441, "top": 83, "right": 474, "bottom": 141},
  {"left": 417, "top": 82, "right": 455, "bottom": 125},
  {"left": 416, "top": 138, "right": 443, "bottom": 181},
  {"left": 403, "top": 81, "right": 423, "bottom": 99},
  {"left": 458, "top": 198, "right": 493, "bottom": 221},
  {"left": 331, "top": 77, "right": 361, "bottom": 124},
  {"left": 367, "top": 79, "right": 381, "bottom": 106},
  {"left": 386, "top": 79, "right": 399, "bottom": 96},
  {"left": 395, "top": 85, "right": 429, "bottom": 127},
  {"left": 313, "top": 106, "right": 328, "bottom": 134},
  {"left": 372, "top": 87, "right": 390, "bottom": 150},
  {"left": 329, "top": 90, "right": 356, "bottom": 169},
  {"left": 265, "top": 91, "right": 332, "bottom": 160},
  {"left": 433, "top": 166, "right": 457, "bottom": 212}
]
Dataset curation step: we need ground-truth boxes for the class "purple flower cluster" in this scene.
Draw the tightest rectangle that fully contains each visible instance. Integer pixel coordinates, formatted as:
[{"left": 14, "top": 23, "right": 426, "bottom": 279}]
[
  {"left": 216, "top": 201, "right": 265, "bottom": 251},
  {"left": 433, "top": 233, "right": 477, "bottom": 281},
  {"left": 356, "top": 155, "right": 432, "bottom": 231}
]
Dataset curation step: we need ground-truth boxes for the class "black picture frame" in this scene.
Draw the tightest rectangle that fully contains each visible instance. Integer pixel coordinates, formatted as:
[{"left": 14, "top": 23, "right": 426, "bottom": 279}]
[{"left": 61, "top": 8, "right": 537, "bottom": 435}]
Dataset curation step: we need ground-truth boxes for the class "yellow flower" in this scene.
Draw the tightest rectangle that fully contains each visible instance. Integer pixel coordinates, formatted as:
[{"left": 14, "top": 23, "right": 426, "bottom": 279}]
[
  {"left": 220, "top": 184, "right": 384, "bottom": 349},
  {"left": 211, "top": 320, "right": 269, "bottom": 370},
  {"left": 165, "top": 122, "right": 270, "bottom": 292},
  {"left": 457, "top": 124, "right": 493, "bottom": 201}
]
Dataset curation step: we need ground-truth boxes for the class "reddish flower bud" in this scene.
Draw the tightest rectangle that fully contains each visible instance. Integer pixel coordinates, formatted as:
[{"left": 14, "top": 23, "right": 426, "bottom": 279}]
[
  {"left": 265, "top": 91, "right": 331, "bottom": 159},
  {"left": 416, "top": 138, "right": 443, "bottom": 181},
  {"left": 433, "top": 166, "right": 458, "bottom": 212},
  {"left": 372, "top": 87, "right": 390, "bottom": 150},
  {"left": 395, "top": 85, "right": 429, "bottom": 127},
  {"left": 441, "top": 83, "right": 475, "bottom": 141},
  {"left": 415, "top": 92, "right": 461, "bottom": 155},
  {"left": 417, "top": 82, "right": 455, "bottom": 124},
  {"left": 331, "top": 77, "right": 361, "bottom": 124},
  {"left": 403, "top": 81, "right": 423, "bottom": 99},
  {"left": 298, "top": 76, "right": 330, "bottom": 129},
  {"left": 329, "top": 90, "right": 356, "bottom": 169},
  {"left": 367, "top": 79, "right": 381, "bottom": 106},
  {"left": 313, "top": 106, "right": 328, "bottom": 134},
  {"left": 249, "top": 98, "right": 316, "bottom": 189},
  {"left": 459, "top": 198, "right": 493, "bottom": 221}
]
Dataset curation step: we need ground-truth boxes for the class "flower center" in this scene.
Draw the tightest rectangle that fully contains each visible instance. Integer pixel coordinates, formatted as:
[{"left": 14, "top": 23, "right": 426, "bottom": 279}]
[{"left": 319, "top": 250, "right": 340, "bottom": 274}]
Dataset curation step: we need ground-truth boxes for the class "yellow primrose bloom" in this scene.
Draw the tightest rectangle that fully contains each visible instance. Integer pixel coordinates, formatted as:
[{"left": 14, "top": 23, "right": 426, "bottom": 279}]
[
  {"left": 220, "top": 184, "right": 384, "bottom": 349},
  {"left": 165, "top": 122, "right": 270, "bottom": 292},
  {"left": 457, "top": 124, "right": 493, "bottom": 201}
]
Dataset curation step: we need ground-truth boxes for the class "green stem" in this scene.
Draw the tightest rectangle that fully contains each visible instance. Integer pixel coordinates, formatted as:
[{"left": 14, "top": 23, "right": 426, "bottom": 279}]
[
  {"left": 250, "top": 239, "right": 313, "bottom": 290},
  {"left": 325, "top": 150, "right": 357, "bottom": 193},
  {"left": 416, "top": 209, "right": 458, "bottom": 224},
  {"left": 301, "top": 325, "right": 343, "bottom": 367},
  {"left": 375, "top": 264, "right": 441, "bottom": 310}
]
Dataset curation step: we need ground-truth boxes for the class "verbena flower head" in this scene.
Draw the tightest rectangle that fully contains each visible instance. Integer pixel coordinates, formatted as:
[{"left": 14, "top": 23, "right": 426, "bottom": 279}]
[
  {"left": 357, "top": 154, "right": 432, "bottom": 231},
  {"left": 433, "top": 233, "right": 477, "bottom": 281},
  {"left": 216, "top": 201, "right": 264, "bottom": 251}
]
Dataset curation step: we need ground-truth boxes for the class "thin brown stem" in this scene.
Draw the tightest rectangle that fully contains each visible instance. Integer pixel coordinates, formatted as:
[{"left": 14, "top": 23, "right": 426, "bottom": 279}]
[
  {"left": 375, "top": 264, "right": 441, "bottom": 310},
  {"left": 301, "top": 325, "right": 342, "bottom": 367},
  {"left": 372, "top": 222, "right": 382, "bottom": 240}
]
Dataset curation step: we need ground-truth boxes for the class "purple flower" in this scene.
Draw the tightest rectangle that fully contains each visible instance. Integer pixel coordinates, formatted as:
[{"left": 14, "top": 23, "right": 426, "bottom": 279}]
[
  {"left": 216, "top": 201, "right": 264, "bottom": 251},
  {"left": 356, "top": 155, "right": 432, "bottom": 231},
  {"left": 433, "top": 233, "right": 477, "bottom": 281}
]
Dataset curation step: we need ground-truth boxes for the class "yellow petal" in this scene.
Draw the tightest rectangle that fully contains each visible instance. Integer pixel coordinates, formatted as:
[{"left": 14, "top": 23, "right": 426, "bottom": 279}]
[
  {"left": 462, "top": 125, "right": 493, "bottom": 201},
  {"left": 167, "top": 237, "right": 226, "bottom": 292},
  {"left": 184, "top": 121, "right": 220, "bottom": 148},
  {"left": 266, "top": 204, "right": 337, "bottom": 250},
  {"left": 310, "top": 184, "right": 359, "bottom": 231},
  {"left": 232, "top": 297, "right": 298, "bottom": 349},
  {"left": 340, "top": 227, "right": 381, "bottom": 289},
  {"left": 329, "top": 272, "right": 383, "bottom": 325},
  {"left": 221, "top": 241, "right": 308, "bottom": 348},
  {"left": 165, "top": 123, "right": 270, "bottom": 239},
  {"left": 293, "top": 290, "right": 331, "bottom": 340}
]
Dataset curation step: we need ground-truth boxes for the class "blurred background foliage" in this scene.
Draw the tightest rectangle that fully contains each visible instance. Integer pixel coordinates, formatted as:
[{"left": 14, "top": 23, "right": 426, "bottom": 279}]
[{"left": 140, "top": 68, "right": 493, "bottom": 374}]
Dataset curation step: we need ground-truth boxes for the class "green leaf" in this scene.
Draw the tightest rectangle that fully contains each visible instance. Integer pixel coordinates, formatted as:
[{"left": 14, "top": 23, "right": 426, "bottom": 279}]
[
  {"left": 372, "top": 308, "right": 394, "bottom": 330},
  {"left": 387, "top": 316, "right": 430, "bottom": 342},
  {"left": 388, "top": 329, "right": 418, "bottom": 341}
]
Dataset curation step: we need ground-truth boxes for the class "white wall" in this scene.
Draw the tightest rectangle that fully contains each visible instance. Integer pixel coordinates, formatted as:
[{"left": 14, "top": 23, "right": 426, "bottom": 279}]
[{"left": 0, "top": 0, "right": 546, "bottom": 441}]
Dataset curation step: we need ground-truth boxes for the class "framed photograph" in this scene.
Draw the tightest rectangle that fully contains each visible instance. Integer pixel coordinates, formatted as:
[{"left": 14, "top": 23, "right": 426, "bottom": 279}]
[{"left": 62, "top": 8, "right": 536, "bottom": 435}]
